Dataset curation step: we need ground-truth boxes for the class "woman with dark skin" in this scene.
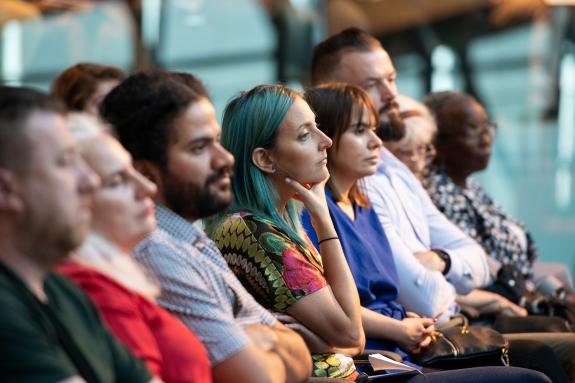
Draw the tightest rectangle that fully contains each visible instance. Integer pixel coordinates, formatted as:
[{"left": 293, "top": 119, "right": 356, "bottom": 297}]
[{"left": 423, "top": 91, "right": 573, "bottom": 298}]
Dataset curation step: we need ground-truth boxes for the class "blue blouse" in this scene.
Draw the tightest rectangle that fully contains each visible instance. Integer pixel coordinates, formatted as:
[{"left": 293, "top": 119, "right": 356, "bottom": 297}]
[{"left": 302, "top": 191, "right": 411, "bottom": 356}]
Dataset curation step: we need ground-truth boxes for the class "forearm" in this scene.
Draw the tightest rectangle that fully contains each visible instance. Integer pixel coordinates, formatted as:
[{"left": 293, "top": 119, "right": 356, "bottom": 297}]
[
  {"left": 313, "top": 217, "right": 363, "bottom": 332},
  {"left": 361, "top": 307, "right": 404, "bottom": 344},
  {"left": 212, "top": 343, "right": 287, "bottom": 383},
  {"left": 272, "top": 324, "right": 312, "bottom": 383},
  {"left": 386, "top": 230, "right": 456, "bottom": 317},
  {"left": 427, "top": 210, "right": 491, "bottom": 292},
  {"left": 444, "top": 244, "right": 491, "bottom": 294}
]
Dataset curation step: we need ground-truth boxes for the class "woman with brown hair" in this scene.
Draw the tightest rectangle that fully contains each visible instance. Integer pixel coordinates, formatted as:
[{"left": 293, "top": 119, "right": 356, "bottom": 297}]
[{"left": 52, "top": 62, "right": 125, "bottom": 116}]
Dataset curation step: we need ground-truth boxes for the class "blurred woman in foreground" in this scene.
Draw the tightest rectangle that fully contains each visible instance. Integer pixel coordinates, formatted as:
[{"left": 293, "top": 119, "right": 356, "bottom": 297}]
[{"left": 57, "top": 114, "right": 211, "bottom": 383}]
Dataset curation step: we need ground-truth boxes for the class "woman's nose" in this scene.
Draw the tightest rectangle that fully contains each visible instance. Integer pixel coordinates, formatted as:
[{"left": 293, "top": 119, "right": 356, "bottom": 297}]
[
  {"left": 134, "top": 170, "right": 157, "bottom": 198},
  {"left": 317, "top": 130, "right": 332, "bottom": 150},
  {"left": 368, "top": 129, "right": 382, "bottom": 149}
]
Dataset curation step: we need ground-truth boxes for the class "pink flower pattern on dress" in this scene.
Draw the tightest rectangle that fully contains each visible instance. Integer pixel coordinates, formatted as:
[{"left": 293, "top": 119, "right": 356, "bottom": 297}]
[{"left": 282, "top": 244, "right": 326, "bottom": 294}]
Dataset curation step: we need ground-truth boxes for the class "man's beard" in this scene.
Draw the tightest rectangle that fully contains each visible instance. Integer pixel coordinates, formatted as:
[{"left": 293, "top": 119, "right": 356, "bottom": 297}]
[
  {"left": 376, "top": 101, "right": 405, "bottom": 143},
  {"left": 18, "top": 210, "right": 87, "bottom": 270},
  {"left": 162, "top": 168, "right": 233, "bottom": 220}
]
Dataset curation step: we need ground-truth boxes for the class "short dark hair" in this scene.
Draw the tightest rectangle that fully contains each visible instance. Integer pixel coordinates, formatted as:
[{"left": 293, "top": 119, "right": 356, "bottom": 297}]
[
  {"left": 52, "top": 63, "right": 125, "bottom": 112},
  {"left": 311, "top": 28, "right": 382, "bottom": 85},
  {"left": 100, "top": 71, "right": 208, "bottom": 168},
  {"left": 304, "top": 83, "right": 377, "bottom": 207},
  {"left": 0, "top": 86, "right": 64, "bottom": 173}
]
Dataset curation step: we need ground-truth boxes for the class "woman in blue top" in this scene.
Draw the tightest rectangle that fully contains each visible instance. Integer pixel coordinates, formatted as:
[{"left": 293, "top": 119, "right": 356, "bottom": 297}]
[
  {"left": 302, "top": 84, "right": 434, "bottom": 359},
  {"left": 302, "top": 83, "right": 569, "bottom": 383}
]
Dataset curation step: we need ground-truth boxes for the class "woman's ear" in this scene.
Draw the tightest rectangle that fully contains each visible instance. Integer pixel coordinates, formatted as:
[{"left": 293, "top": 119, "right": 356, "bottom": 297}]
[{"left": 251, "top": 147, "right": 275, "bottom": 174}]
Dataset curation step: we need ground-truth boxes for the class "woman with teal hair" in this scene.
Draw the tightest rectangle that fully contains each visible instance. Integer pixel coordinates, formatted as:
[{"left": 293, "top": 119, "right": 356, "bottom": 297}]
[{"left": 207, "top": 84, "right": 365, "bottom": 379}]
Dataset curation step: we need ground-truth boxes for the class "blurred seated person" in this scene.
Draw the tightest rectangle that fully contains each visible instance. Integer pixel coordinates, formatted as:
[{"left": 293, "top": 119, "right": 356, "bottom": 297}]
[
  {"left": 57, "top": 113, "right": 212, "bottom": 383},
  {"left": 423, "top": 91, "right": 574, "bottom": 309},
  {"left": 385, "top": 95, "right": 437, "bottom": 181},
  {"left": 52, "top": 63, "right": 125, "bottom": 118},
  {"left": 206, "top": 84, "right": 365, "bottom": 379},
  {"left": 0, "top": 86, "right": 158, "bottom": 382},
  {"left": 101, "top": 71, "right": 312, "bottom": 383},
  {"left": 299, "top": 83, "right": 575, "bottom": 383}
]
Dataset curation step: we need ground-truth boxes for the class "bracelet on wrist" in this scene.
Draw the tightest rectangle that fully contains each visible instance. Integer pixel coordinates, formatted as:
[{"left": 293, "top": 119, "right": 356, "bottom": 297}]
[{"left": 318, "top": 236, "right": 339, "bottom": 245}]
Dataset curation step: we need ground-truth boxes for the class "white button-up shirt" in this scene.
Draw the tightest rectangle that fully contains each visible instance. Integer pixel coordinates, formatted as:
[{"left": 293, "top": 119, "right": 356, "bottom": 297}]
[{"left": 365, "top": 147, "right": 491, "bottom": 320}]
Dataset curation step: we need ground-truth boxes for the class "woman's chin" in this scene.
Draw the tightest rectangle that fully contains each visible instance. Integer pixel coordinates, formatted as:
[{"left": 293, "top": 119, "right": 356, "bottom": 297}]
[{"left": 294, "top": 169, "right": 329, "bottom": 185}]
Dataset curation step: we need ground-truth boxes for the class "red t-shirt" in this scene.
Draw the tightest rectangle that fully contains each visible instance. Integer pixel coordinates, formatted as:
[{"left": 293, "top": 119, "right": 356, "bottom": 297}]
[{"left": 57, "top": 261, "right": 212, "bottom": 383}]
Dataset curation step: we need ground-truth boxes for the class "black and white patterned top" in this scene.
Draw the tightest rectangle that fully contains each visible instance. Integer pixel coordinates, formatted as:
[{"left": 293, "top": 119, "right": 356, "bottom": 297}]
[
  {"left": 134, "top": 204, "right": 277, "bottom": 366},
  {"left": 423, "top": 166, "right": 537, "bottom": 278}
]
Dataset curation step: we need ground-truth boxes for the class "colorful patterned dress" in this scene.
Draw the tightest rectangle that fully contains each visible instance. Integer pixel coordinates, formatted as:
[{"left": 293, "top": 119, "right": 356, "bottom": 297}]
[{"left": 212, "top": 212, "right": 358, "bottom": 379}]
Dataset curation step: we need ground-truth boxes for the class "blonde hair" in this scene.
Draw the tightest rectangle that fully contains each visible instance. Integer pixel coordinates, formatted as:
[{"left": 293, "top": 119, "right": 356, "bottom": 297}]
[{"left": 66, "top": 112, "right": 160, "bottom": 300}]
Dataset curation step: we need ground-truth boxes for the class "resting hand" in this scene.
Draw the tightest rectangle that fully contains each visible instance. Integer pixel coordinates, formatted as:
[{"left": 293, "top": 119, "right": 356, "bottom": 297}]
[
  {"left": 285, "top": 176, "right": 330, "bottom": 224},
  {"left": 456, "top": 290, "right": 527, "bottom": 317},
  {"left": 415, "top": 250, "right": 446, "bottom": 273},
  {"left": 273, "top": 313, "right": 333, "bottom": 353},
  {"left": 396, "top": 317, "right": 435, "bottom": 354},
  {"left": 497, "top": 296, "right": 528, "bottom": 317},
  {"left": 243, "top": 324, "right": 279, "bottom": 352}
]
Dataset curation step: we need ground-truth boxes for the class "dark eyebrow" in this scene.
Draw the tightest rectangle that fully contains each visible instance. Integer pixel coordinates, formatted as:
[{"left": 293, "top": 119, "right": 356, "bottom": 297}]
[
  {"left": 186, "top": 136, "right": 213, "bottom": 147},
  {"left": 350, "top": 121, "right": 373, "bottom": 128}
]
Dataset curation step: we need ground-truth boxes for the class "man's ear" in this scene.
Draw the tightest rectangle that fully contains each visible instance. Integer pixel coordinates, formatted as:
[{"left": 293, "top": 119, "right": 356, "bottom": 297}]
[
  {"left": 251, "top": 147, "right": 275, "bottom": 174},
  {"left": 0, "top": 169, "right": 23, "bottom": 212}
]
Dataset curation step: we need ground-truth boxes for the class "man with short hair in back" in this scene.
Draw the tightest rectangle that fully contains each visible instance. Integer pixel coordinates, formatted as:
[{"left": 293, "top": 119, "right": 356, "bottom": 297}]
[
  {"left": 100, "top": 71, "right": 311, "bottom": 383},
  {"left": 0, "top": 86, "right": 158, "bottom": 383},
  {"left": 311, "top": 28, "right": 492, "bottom": 321}
]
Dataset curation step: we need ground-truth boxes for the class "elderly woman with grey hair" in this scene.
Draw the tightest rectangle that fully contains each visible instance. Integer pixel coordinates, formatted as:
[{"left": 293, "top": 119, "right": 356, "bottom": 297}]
[{"left": 385, "top": 95, "right": 437, "bottom": 180}]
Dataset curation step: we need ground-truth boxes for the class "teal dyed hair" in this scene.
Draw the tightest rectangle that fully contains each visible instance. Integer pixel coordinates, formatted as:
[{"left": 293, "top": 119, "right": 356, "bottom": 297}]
[{"left": 205, "top": 84, "right": 308, "bottom": 250}]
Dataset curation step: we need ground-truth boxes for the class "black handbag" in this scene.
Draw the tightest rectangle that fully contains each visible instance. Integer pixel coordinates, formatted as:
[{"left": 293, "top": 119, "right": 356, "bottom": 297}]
[{"left": 412, "top": 315, "right": 510, "bottom": 368}]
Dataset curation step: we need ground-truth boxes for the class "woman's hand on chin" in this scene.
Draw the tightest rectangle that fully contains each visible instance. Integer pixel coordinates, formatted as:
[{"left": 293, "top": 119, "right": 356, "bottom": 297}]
[{"left": 285, "top": 175, "right": 330, "bottom": 221}]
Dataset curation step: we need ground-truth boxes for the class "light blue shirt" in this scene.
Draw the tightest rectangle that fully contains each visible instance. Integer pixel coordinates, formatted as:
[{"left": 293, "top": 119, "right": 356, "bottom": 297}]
[
  {"left": 134, "top": 204, "right": 277, "bottom": 366},
  {"left": 365, "top": 147, "right": 491, "bottom": 321}
]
